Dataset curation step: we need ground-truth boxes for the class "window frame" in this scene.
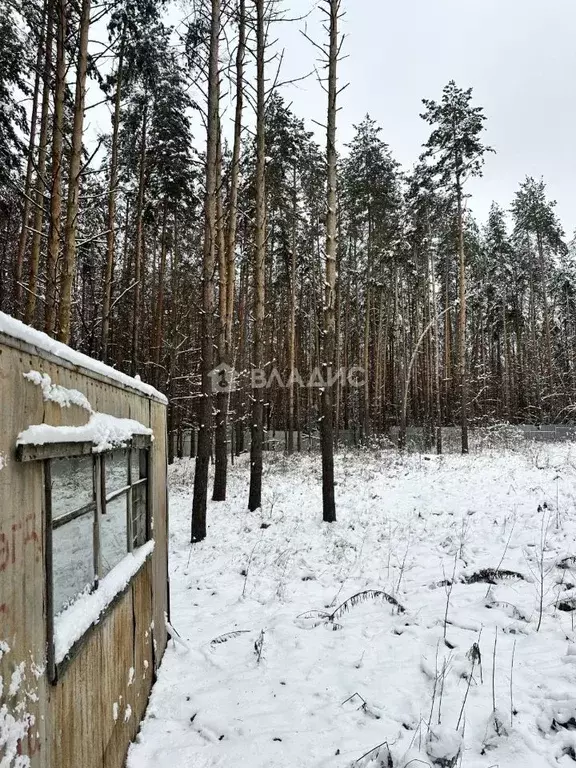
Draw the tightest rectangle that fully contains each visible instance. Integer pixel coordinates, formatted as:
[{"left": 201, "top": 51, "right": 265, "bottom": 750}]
[{"left": 17, "top": 435, "right": 152, "bottom": 682}]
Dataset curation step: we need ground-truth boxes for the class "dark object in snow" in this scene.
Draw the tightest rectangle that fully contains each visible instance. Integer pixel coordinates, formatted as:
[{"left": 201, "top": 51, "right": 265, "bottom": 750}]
[
  {"left": 210, "top": 630, "right": 251, "bottom": 646},
  {"left": 254, "top": 629, "right": 265, "bottom": 662},
  {"left": 557, "top": 599, "right": 576, "bottom": 612},
  {"left": 260, "top": 522, "right": 271, "bottom": 529},
  {"left": 354, "top": 740, "right": 393, "bottom": 766},
  {"left": 331, "top": 590, "right": 405, "bottom": 620},
  {"left": 296, "top": 590, "right": 405, "bottom": 631},
  {"left": 462, "top": 568, "right": 525, "bottom": 585},
  {"left": 552, "top": 716, "right": 576, "bottom": 731},
  {"left": 273, "top": 737, "right": 282, "bottom": 742},
  {"left": 431, "top": 578, "right": 453, "bottom": 589},
  {"left": 558, "top": 556, "right": 576, "bottom": 570}
]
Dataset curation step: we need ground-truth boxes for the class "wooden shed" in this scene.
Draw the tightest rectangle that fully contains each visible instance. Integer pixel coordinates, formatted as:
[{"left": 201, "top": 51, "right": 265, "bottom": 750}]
[{"left": 0, "top": 312, "right": 169, "bottom": 768}]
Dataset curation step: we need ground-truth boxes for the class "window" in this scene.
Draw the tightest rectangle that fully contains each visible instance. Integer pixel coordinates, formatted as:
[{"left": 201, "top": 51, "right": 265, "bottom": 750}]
[
  {"left": 51, "top": 456, "right": 96, "bottom": 615},
  {"left": 16, "top": 435, "right": 152, "bottom": 678},
  {"left": 100, "top": 447, "right": 149, "bottom": 575}
]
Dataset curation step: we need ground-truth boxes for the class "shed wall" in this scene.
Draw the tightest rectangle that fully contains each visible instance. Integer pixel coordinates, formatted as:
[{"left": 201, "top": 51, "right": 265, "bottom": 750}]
[{"left": 0, "top": 334, "right": 168, "bottom": 768}]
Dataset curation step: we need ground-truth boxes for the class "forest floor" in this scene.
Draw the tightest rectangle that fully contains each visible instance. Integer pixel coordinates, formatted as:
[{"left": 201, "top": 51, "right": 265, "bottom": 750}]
[{"left": 128, "top": 444, "right": 576, "bottom": 768}]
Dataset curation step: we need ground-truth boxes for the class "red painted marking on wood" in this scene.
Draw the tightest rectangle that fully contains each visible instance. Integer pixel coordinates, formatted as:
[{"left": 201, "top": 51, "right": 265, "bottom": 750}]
[
  {"left": 11, "top": 522, "right": 22, "bottom": 565},
  {"left": 0, "top": 532, "right": 8, "bottom": 571},
  {"left": 0, "top": 517, "right": 40, "bottom": 571},
  {"left": 18, "top": 730, "right": 41, "bottom": 757},
  {"left": 24, "top": 514, "right": 41, "bottom": 561},
  {"left": 0, "top": 602, "right": 12, "bottom": 635}
]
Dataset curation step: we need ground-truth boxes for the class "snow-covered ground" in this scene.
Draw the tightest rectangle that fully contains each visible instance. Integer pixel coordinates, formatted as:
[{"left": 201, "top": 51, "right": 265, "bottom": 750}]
[{"left": 128, "top": 444, "right": 576, "bottom": 768}]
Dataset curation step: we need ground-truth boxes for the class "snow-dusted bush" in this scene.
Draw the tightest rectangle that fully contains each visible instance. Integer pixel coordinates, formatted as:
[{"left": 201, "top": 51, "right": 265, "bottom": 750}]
[{"left": 472, "top": 423, "right": 525, "bottom": 453}]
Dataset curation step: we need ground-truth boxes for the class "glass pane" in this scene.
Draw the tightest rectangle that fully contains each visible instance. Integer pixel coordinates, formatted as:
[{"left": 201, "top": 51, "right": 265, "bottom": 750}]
[
  {"left": 132, "top": 484, "right": 148, "bottom": 548},
  {"left": 51, "top": 456, "right": 94, "bottom": 521},
  {"left": 130, "top": 448, "right": 148, "bottom": 483},
  {"left": 105, "top": 450, "right": 129, "bottom": 494},
  {"left": 53, "top": 511, "right": 94, "bottom": 615},
  {"left": 100, "top": 495, "right": 128, "bottom": 576}
]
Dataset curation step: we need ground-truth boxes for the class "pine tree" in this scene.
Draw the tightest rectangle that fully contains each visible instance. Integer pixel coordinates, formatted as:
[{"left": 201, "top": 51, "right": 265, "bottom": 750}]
[
  {"left": 511, "top": 177, "right": 566, "bottom": 386},
  {"left": 342, "top": 116, "right": 402, "bottom": 438},
  {"left": 0, "top": 0, "right": 27, "bottom": 191},
  {"left": 192, "top": 0, "right": 220, "bottom": 541},
  {"left": 212, "top": 0, "right": 246, "bottom": 502},
  {"left": 319, "top": 0, "right": 341, "bottom": 523},
  {"left": 57, "top": 0, "right": 93, "bottom": 342},
  {"left": 421, "top": 81, "right": 493, "bottom": 453},
  {"left": 247, "top": 0, "right": 267, "bottom": 512}
]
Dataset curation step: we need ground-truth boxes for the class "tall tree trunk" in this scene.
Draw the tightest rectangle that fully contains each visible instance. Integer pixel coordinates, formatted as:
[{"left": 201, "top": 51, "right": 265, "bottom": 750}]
[
  {"left": 101, "top": 27, "right": 125, "bottom": 361},
  {"left": 502, "top": 299, "right": 510, "bottom": 420},
  {"left": 443, "top": 256, "right": 452, "bottom": 424},
  {"left": 456, "top": 180, "right": 468, "bottom": 453},
  {"left": 320, "top": 0, "right": 339, "bottom": 523},
  {"left": 25, "top": 3, "right": 53, "bottom": 325},
  {"left": 248, "top": 0, "right": 266, "bottom": 512},
  {"left": 429, "top": 241, "right": 442, "bottom": 454},
  {"left": 44, "top": 0, "right": 67, "bottom": 334},
  {"left": 15, "top": 0, "right": 46, "bottom": 316},
  {"left": 536, "top": 231, "right": 553, "bottom": 383},
  {"left": 362, "top": 216, "right": 372, "bottom": 438},
  {"left": 212, "top": 0, "right": 244, "bottom": 502},
  {"left": 287, "top": 164, "right": 297, "bottom": 455},
  {"left": 131, "top": 105, "right": 148, "bottom": 376},
  {"left": 213, "top": 135, "right": 228, "bottom": 501},
  {"left": 226, "top": 0, "right": 245, "bottom": 351},
  {"left": 57, "top": 0, "right": 92, "bottom": 342},
  {"left": 191, "top": 0, "right": 220, "bottom": 541},
  {"left": 153, "top": 201, "right": 168, "bottom": 377}
]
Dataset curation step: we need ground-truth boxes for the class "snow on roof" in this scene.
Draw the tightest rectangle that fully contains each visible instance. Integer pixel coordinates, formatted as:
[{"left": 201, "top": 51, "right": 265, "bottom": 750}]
[{"left": 0, "top": 312, "right": 167, "bottom": 404}]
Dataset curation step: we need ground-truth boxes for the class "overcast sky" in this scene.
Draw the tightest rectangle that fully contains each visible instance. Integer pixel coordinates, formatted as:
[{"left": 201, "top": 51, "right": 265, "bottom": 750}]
[
  {"left": 91, "top": 0, "right": 574, "bottom": 235},
  {"left": 262, "top": 0, "right": 576, "bottom": 236}
]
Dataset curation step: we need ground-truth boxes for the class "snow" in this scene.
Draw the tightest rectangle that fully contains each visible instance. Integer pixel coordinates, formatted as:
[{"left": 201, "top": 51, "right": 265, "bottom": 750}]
[
  {"left": 129, "top": 444, "right": 576, "bottom": 768},
  {"left": 0, "top": 643, "right": 36, "bottom": 768},
  {"left": 54, "top": 540, "right": 155, "bottom": 665},
  {"left": 19, "top": 371, "right": 153, "bottom": 451},
  {"left": 7, "top": 665, "right": 25, "bottom": 699},
  {"left": 23, "top": 371, "right": 92, "bottom": 411},
  {"left": 0, "top": 312, "right": 166, "bottom": 403},
  {"left": 17, "top": 412, "right": 152, "bottom": 453}
]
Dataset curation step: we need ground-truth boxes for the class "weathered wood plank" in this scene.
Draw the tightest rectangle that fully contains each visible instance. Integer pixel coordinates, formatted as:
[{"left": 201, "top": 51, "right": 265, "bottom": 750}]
[
  {"left": 0, "top": 343, "right": 48, "bottom": 768},
  {"left": 16, "top": 441, "right": 93, "bottom": 462}
]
